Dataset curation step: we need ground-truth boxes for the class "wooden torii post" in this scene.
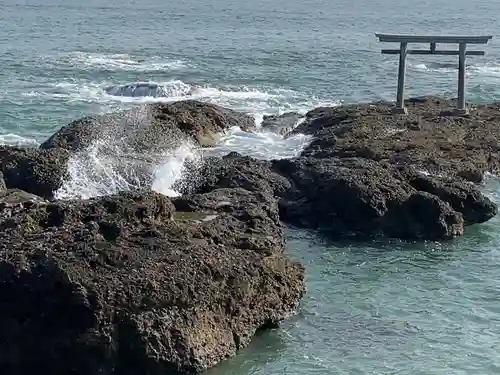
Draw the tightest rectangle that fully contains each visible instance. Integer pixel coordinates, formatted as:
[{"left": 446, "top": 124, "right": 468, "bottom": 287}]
[{"left": 375, "top": 34, "right": 493, "bottom": 115}]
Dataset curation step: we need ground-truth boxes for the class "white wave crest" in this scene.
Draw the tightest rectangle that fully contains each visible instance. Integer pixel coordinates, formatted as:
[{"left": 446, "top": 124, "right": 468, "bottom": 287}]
[
  {"left": 408, "top": 61, "right": 500, "bottom": 79},
  {"left": 18, "top": 75, "right": 341, "bottom": 119},
  {"left": 56, "top": 51, "right": 187, "bottom": 72}
]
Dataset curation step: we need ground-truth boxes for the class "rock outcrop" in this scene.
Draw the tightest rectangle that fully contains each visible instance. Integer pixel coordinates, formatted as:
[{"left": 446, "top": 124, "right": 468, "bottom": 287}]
[
  {"left": 0, "top": 95, "right": 499, "bottom": 374},
  {"left": 39, "top": 100, "right": 256, "bottom": 151},
  {"left": 289, "top": 96, "right": 500, "bottom": 183},
  {"left": 194, "top": 152, "right": 497, "bottom": 240},
  {"left": 273, "top": 156, "right": 495, "bottom": 240},
  {"left": 0, "top": 188, "right": 304, "bottom": 374},
  {"left": 0, "top": 146, "right": 70, "bottom": 199},
  {"left": 191, "top": 152, "right": 291, "bottom": 196}
]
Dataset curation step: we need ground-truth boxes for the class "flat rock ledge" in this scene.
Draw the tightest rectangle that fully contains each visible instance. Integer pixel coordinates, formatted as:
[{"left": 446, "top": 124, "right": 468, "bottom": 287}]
[{"left": 290, "top": 96, "right": 500, "bottom": 183}]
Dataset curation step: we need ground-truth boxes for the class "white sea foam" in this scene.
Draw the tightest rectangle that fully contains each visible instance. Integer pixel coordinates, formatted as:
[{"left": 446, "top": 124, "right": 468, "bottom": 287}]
[
  {"left": 408, "top": 61, "right": 500, "bottom": 78},
  {"left": 3, "top": 52, "right": 340, "bottom": 200},
  {"left": 55, "top": 52, "right": 187, "bottom": 72},
  {"left": 53, "top": 104, "right": 203, "bottom": 200},
  {"left": 17, "top": 76, "right": 339, "bottom": 116},
  {"left": 150, "top": 144, "right": 202, "bottom": 197},
  {"left": 4, "top": 73, "right": 334, "bottom": 200},
  {"left": 54, "top": 117, "right": 309, "bottom": 200},
  {"left": 0, "top": 133, "right": 39, "bottom": 146}
]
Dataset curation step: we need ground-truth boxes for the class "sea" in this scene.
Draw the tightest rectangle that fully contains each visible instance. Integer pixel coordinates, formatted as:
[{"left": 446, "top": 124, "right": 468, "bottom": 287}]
[{"left": 2, "top": 0, "right": 500, "bottom": 373}]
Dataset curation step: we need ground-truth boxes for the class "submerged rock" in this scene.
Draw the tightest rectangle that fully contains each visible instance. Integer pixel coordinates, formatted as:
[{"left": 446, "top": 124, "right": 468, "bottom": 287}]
[
  {"left": 39, "top": 100, "right": 257, "bottom": 151},
  {"left": 105, "top": 82, "right": 173, "bottom": 98},
  {"left": 0, "top": 189, "right": 304, "bottom": 374},
  {"left": 104, "top": 83, "right": 202, "bottom": 98},
  {"left": 294, "top": 96, "right": 500, "bottom": 182},
  {"left": 0, "top": 146, "right": 70, "bottom": 199}
]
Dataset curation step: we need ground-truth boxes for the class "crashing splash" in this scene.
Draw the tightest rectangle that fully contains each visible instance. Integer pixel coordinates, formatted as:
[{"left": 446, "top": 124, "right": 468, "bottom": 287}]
[{"left": 54, "top": 105, "right": 203, "bottom": 200}]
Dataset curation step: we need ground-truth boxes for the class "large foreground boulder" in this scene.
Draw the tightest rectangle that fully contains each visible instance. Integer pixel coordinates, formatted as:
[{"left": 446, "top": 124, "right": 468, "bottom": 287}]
[
  {"left": 287, "top": 96, "right": 500, "bottom": 182},
  {"left": 39, "top": 100, "right": 256, "bottom": 152},
  {"left": 0, "top": 189, "right": 304, "bottom": 374},
  {"left": 194, "top": 153, "right": 497, "bottom": 240},
  {"left": 0, "top": 146, "right": 70, "bottom": 199}
]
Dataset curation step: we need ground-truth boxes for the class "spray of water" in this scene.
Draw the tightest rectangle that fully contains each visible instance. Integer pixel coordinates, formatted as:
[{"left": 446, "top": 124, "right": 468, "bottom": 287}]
[{"left": 54, "top": 104, "right": 203, "bottom": 200}]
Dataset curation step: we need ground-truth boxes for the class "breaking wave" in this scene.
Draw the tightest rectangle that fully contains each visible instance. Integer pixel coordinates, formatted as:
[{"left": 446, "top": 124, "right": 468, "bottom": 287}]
[
  {"left": 53, "top": 116, "right": 312, "bottom": 200},
  {"left": 53, "top": 105, "right": 203, "bottom": 200},
  {"left": 6, "top": 49, "right": 500, "bottom": 201}
]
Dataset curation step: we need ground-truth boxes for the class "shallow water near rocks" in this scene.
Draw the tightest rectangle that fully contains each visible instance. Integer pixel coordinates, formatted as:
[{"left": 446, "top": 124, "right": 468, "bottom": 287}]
[
  {"left": 3, "top": 0, "right": 500, "bottom": 373},
  {"left": 206, "top": 179, "right": 500, "bottom": 374}
]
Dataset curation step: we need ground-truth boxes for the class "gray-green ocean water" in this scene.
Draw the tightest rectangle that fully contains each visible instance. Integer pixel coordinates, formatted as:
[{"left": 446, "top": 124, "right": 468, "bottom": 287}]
[{"left": 2, "top": 0, "right": 500, "bottom": 373}]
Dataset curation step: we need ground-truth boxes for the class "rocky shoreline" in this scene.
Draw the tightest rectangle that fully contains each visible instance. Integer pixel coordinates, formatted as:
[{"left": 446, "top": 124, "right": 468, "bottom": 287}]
[{"left": 0, "top": 96, "right": 498, "bottom": 374}]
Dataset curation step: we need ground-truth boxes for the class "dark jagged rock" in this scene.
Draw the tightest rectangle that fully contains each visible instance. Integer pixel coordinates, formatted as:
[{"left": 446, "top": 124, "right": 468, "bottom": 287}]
[
  {"left": 272, "top": 156, "right": 468, "bottom": 240},
  {"left": 0, "top": 172, "right": 6, "bottom": 194},
  {"left": 39, "top": 100, "right": 256, "bottom": 152},
  {"left": 194, "top": 153, "right": 496, "bottom": 240},
  {"left": 261, "top": 112, "right": 303, "bottom": 136},
  {"left": 189, "top": 152, "right": 291, "bottom": 196},
  {"left": 292, "top": 96, "right": 500, "bottom": 182},
  {"left": 0, "top": 146, "right": 70, "bottom": 200},
  {"left": 0, "top": 189, "right": 304, "bottom": 374},
  {"left": 4, "top": 96, "right": 499, "bottom": 374},
  {"left": 399, "top": 166, "right": 498, "bottom": 225},
  {"left": 382, "top": 191, "right": 464, "bottom": 239}
]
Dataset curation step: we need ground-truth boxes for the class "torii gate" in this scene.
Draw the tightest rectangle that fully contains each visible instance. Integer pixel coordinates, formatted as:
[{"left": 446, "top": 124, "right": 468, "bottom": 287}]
[{"left": 375, "top": 33, "right": 493, "bottom": 115}]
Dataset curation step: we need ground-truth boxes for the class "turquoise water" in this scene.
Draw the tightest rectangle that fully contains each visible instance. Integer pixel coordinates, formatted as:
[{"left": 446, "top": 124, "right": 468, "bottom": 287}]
[{"left": 2, "top": 0, "right": 500, "bottom": 373}]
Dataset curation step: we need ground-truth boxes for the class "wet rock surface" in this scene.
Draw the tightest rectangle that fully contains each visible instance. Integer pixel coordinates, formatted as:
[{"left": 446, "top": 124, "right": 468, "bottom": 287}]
[
  {"left": 0, "top": 146, "right": 70, "bottom": 199},
  {"left": 0, "top": 189, "right": 304, "bottom": 374},
  {"left": 195, "top": 152, "right": 496, "bottom": 240},
  {"left": 261, "top": 112, "right": 303, "bottom": 136},
  {"left": 191, "top": 152, "right": 291, "bottom": 196},
  {"left": 39, "top": 100, "right": 256, "bottom": 152}
]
